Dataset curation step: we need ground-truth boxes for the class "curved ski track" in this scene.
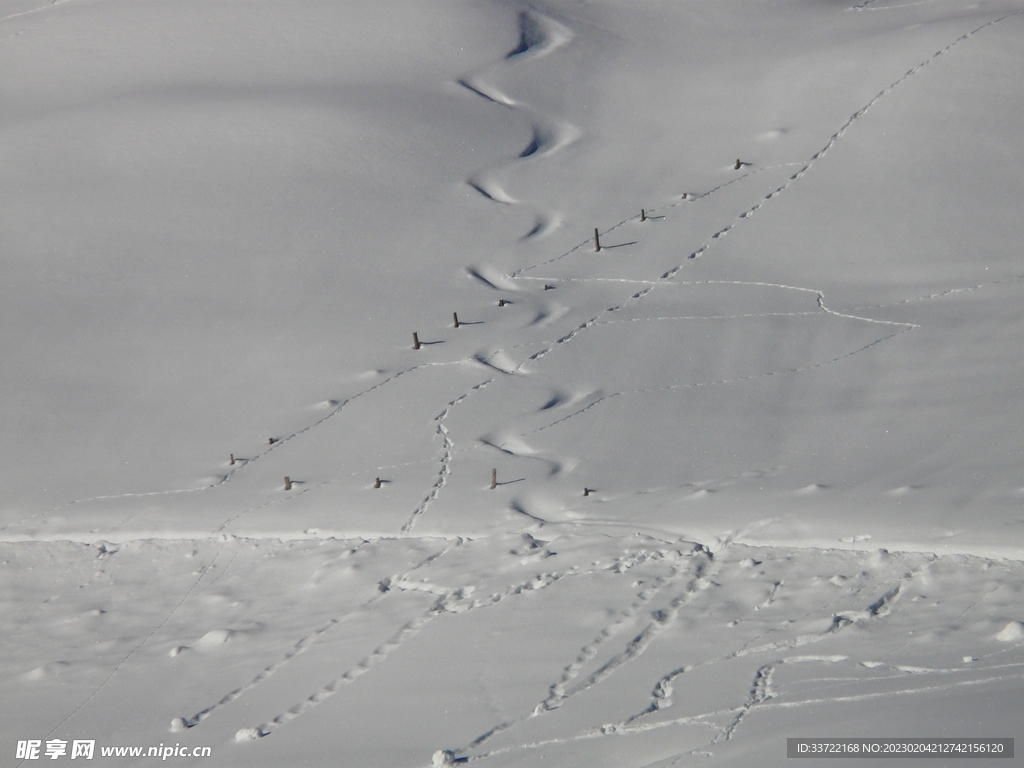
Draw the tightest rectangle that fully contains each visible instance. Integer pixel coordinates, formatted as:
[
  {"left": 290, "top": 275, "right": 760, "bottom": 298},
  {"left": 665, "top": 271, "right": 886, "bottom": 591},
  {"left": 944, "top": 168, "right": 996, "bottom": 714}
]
[{"left": 459, "top": 9, "right": 579, "bottom": 239}]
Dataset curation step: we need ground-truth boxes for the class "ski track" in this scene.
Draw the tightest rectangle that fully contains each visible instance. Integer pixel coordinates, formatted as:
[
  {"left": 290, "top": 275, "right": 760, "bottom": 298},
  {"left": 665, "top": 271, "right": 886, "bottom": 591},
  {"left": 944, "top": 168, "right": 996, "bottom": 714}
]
[
  {"left": 538, "top": 563, "right": 689, "bottom": 713},
  {"left": 522, "top": 329, "right": 914, "bottom": 440},
  {"left": 254, "top": 599, "right": 443, "bottom": 736},
  {"left": 1, "top": 0, "right": 77, "bottom": 28},
  {"left": 459, "top": 9, "right": 578, "bottom": 238},
  {"left": 851, "top": 0, "right": 949, "bottom": 11},
  {"left": 195, "top": 539, "right": 669, "bottom": 740},
  {"left": 507, "top": 164, "right": 804, "bottom": 278},
  {"left": 504, "top": 279, "right": 917, "bottom": 442},
  {"left": 849, "top": 274, "right": 1024, "bottom": 311}
]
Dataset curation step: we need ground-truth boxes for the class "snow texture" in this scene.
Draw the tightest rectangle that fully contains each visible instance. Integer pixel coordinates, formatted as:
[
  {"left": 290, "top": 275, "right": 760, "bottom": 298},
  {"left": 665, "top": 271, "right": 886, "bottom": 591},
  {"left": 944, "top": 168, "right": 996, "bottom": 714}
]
[{"left": 3, "top": 0, "right": 1024, "bottom": 766}]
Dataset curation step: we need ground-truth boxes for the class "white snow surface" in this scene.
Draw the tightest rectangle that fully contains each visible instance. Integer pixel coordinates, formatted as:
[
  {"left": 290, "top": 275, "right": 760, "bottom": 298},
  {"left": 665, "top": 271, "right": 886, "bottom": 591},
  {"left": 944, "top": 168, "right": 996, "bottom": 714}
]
[{"left": 3, "top": 0, "right": 1024, "bottom": 765}]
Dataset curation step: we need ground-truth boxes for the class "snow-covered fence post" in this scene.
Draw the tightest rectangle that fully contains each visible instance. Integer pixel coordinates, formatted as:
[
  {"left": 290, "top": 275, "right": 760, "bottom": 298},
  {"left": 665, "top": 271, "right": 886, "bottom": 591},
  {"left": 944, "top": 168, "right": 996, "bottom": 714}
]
[
  {"left": 284, "top": 476, "right": 292, "bottom": 491},
  {"left": 374, "top": 477, "right": 382, "bottom": 489}
]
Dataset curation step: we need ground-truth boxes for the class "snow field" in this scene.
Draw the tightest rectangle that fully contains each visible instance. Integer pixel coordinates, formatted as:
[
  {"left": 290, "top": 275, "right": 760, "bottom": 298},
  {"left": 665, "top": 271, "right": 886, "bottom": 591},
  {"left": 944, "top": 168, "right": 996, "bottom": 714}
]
[{"left": 3, "top": 0, "right": 1024, "bottom": 765}]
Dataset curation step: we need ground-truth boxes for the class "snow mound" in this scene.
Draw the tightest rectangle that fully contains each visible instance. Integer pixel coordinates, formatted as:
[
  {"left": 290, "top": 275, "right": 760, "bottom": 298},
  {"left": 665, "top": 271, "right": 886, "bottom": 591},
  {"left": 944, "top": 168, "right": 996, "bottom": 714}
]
[
  {"left": 795, "top": 484, "right": 826, "bottom": 495},
  {"left": 234, "top": 727, "right": 263, "bottom": 742},
  {"left": 170, "top": 718, "right": 189, "bottom": 732},
  {"left": 432, "top": 750, "right": 456, "bottom": 767},
  {"left": 994, "top": 621, "right": 1024, "bottom": 642},
  {"left": 23, "top": 662, "right": 69, "bottom": 680},
  {"left": 195, "top": 629, "right": 233, "bottom": 648}
]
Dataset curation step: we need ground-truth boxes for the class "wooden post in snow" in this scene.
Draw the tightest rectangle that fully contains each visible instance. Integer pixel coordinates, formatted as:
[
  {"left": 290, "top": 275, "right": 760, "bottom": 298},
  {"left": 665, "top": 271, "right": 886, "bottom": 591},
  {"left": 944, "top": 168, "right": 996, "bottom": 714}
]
[
  {"left": 413, "top": 332, "right": 421, "bottom": 350},
  {"left": 284, "top": 476, "right": 292, "bottom": 491},
  {"left": 490, "top": 468, "right": 497, "bottom": 490},
  {"left": 374, "top": 477, "right": 382, "bottom": 489},
  {"left": 594, "top": 228, "right": 601, "bottom": 252},
  {"left": 453, "top": 312, "right": 460, "bottom": 328}
]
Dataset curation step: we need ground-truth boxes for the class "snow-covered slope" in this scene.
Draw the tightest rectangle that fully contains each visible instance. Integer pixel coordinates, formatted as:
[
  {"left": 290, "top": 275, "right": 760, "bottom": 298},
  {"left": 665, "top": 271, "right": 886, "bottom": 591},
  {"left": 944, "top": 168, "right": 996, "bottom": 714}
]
[{"left": 2, "top": 0, "right": 1023, "bottom": 765}]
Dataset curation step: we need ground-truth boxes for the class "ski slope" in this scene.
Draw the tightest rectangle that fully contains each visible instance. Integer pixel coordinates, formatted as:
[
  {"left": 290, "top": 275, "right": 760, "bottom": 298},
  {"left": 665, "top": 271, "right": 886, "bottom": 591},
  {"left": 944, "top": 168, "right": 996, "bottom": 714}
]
[{"left": 2, "top": 0, "right": 1023, "bottom": 765}]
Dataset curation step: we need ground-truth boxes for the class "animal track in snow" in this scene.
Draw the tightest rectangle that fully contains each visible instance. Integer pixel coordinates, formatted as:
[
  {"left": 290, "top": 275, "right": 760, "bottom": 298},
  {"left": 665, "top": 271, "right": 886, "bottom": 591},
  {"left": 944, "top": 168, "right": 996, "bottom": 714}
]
[
  {"left": 461, "top": 546, "right": 718, "bottom": 754},
  {"left": 248, "top": 564, "right": 580, "bottom": 737},
  {"left": 182, "top": 539, "right": 463, "bottom": 730},
  {"left": 27, "top": 5, "right": 1016, "bottom": 547},
  {"left": 400, "top": 379, "right": 493, "bottom": 536},
  {"left": 493, "top": 10, "right": 1023, "bottom": 420},
  {"left": 537, "top": 561, "right": 692, "bottom": 713},
  {"left": 1, "top": 361, "right": 463, "bottom": 538}
]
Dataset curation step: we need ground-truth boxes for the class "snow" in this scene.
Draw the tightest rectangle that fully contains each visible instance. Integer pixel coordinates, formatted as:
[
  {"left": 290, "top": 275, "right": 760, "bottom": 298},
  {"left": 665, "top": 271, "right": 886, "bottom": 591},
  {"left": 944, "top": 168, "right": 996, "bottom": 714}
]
[{"left": 2, "top": 0, "right": 1024, "bottom": 765}]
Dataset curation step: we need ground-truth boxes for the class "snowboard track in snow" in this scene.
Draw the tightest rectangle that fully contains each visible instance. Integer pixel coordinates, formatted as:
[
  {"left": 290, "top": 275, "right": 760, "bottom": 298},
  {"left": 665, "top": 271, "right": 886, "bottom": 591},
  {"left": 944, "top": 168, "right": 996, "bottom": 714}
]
[{"left": 458, "top": 8, "right": 578, "bottom": 239}]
